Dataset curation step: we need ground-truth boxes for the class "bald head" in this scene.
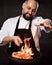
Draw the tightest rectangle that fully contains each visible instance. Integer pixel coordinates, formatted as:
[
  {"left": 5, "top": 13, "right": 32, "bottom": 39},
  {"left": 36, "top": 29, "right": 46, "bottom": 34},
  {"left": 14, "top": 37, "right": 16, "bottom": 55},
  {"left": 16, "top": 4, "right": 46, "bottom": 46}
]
[
  {"left": 26, "top": 0, "right": 39, "bottom": 9},
  {"left": 22, "top": 0, "right": 39, "bottom": 20}
]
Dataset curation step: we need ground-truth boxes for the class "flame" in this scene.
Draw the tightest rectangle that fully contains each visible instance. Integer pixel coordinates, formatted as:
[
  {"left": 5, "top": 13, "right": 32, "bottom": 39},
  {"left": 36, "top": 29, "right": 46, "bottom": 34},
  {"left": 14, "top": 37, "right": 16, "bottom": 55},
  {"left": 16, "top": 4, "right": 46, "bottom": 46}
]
[
  {"left": 12, "top": 37, "right": 34, "bottom": 59},
  {"left": 21, "top": 37, "right": 34, "bottom": 55}
]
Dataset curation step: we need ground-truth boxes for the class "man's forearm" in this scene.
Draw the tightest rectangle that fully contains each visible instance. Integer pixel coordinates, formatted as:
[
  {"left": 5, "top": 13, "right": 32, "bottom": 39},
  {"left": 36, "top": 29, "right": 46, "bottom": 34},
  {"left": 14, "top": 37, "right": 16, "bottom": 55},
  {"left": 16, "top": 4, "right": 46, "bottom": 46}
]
[{"left": 2, "top": 36, "right": 14, "bottom": 45}]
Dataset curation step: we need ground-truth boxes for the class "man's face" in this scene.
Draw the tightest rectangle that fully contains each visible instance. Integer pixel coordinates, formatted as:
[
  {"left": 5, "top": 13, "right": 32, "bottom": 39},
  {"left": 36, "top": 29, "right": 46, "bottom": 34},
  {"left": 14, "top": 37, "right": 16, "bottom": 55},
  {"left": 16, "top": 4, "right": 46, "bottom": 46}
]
[{"left": 22, "top": 0, "right": 37, "bottom": 20}]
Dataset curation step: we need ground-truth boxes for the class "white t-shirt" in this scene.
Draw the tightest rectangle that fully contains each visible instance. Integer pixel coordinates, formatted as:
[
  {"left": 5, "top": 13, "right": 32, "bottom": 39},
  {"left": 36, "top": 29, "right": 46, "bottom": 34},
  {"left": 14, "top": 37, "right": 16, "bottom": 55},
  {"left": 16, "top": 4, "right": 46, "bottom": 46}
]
[{"left": 0, "top": 16, "right": 50, "bottom": 51}]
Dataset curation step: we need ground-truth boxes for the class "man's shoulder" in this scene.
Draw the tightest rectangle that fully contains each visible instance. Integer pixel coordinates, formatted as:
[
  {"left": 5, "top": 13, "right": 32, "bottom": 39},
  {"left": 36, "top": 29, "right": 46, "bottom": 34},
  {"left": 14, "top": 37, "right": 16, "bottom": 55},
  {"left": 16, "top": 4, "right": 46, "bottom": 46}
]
[
  {"left": 32, "top": 16, "right": 44, "bottom": 24},
  {"left": 3, "top": 16, "right": 20, "bottom": 26},
  {"left": 5, "top": 16, "right": 19, "bottom": 23},
  {"left": 6, "top": 16, "right": 20, "bottom": 22},
  {"left": 33, "top": 16, "right": 43, "bottom": 20}
]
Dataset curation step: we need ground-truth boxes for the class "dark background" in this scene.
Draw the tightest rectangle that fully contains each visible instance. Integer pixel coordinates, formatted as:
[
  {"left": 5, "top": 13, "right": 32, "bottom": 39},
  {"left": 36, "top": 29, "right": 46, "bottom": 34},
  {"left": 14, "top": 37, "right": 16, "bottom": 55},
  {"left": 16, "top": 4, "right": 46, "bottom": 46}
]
[{"left": 0, "top": 0, "right": 52, "bottom": 65}]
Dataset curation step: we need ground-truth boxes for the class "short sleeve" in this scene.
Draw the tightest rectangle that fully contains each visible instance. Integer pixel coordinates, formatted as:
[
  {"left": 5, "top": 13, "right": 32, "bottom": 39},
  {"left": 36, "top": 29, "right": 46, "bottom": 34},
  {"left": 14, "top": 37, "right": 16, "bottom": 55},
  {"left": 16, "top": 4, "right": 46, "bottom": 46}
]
[{"left": 0, "top": 19, "right": 10, "bottom": 44}]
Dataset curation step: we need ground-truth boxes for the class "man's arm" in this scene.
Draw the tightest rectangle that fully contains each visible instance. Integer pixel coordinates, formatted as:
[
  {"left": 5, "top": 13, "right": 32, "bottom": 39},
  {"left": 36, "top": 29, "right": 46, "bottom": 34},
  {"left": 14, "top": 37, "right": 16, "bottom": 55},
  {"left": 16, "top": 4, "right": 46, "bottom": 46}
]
[
  {"left": 31, "top": 25, "right": 40, "bottom": 52},
  {"left": 0, "top": 17, "right": 22, "bottom": 46},
  {"left": 34, "top": 19, "right": 52, "bottom": 32},
  {"left": 2, "top": 36, "right": 23, "bottom": 46},
  {"left": 42, "top": 19, "right": 52, "bottom": 31}
]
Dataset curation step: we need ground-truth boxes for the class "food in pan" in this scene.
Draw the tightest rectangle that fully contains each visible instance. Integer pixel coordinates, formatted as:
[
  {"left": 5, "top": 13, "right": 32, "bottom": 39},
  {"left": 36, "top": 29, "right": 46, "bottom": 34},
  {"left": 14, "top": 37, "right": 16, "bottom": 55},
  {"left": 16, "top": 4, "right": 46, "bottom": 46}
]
[{"left": 12, "top": 37, "right": 34, "bottom": 59}]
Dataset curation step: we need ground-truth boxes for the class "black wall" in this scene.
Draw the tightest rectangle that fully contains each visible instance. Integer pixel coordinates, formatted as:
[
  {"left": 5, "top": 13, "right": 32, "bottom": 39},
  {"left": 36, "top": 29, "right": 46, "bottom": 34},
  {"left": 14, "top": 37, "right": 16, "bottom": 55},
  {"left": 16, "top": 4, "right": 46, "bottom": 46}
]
[
  {"left": 0, "top": 0, "right": 52, "bottom": 28},
  {"left": 0, "top": 0, "right": 52, "bottom": 65}
]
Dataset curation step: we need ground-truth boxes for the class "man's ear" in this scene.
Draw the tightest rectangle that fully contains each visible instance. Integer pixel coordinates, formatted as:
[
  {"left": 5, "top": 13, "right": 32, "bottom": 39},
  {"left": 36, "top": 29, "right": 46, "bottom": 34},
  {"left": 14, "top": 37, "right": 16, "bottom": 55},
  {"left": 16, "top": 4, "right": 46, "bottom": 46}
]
[{"left": 22, "top": 2, "right": 27, "bottom": 9}]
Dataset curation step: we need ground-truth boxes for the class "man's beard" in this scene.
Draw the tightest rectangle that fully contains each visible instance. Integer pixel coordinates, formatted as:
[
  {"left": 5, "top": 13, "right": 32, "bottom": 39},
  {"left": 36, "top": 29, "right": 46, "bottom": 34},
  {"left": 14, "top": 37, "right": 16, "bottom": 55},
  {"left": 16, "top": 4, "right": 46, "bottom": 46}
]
[{"left": 23, "top": 14, "right": 33, "bottom": 20}]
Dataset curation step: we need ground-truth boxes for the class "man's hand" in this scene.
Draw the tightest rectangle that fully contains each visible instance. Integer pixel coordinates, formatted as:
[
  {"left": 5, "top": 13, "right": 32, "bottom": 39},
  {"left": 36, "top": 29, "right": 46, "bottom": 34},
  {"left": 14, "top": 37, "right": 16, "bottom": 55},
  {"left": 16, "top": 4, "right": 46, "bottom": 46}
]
[
  {"left": 34, "top": 19, "right": 52, "bottom": 31},
  {"left": 2, "top": 36, "right": 23, "bottom": 46},
  {"left": 41, "top": 19, "right": 52, "bottom": 31},
  {"left": 13, "top": 36, "right": 23, "bottom": 46}
]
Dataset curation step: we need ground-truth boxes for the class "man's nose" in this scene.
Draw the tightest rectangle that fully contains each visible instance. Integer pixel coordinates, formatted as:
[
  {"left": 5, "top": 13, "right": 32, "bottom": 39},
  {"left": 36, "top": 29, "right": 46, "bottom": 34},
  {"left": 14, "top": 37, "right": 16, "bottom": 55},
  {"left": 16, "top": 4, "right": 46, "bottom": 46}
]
[{"left": 29, "top": 10, "right": 32, "bottom": 15}]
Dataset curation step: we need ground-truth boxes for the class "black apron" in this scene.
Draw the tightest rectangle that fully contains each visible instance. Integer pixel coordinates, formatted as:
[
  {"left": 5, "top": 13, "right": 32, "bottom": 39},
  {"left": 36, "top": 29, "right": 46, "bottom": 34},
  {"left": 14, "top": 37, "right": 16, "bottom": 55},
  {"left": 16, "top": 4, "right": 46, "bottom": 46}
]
[
  {"left": 7, "top": 16, "right": 40, "bottom": 65},
  {"left": 11, "top": 16, "right": 36, "bottom": 52}
]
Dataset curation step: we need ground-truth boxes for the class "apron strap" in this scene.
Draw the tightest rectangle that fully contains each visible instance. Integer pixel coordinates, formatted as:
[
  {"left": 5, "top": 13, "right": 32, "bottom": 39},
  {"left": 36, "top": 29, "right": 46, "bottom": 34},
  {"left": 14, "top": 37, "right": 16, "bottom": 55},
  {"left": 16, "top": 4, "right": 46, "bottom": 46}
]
[
  {"left": 14, "top": 16, "right": 32, "bottom": 35},
  {"left": 14, "top": 16, "right": 21, "bottom": 36},
  {"left": 29, "top": 19, "right": 32, "bottom": 30}
]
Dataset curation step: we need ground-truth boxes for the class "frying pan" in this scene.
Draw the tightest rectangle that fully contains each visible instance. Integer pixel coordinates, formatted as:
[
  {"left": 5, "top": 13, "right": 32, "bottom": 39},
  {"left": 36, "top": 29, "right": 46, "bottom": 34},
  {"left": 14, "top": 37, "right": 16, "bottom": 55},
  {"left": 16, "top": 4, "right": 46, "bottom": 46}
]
[{"left": 7, "top": 46, "right": 40, "bottom": 64}]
